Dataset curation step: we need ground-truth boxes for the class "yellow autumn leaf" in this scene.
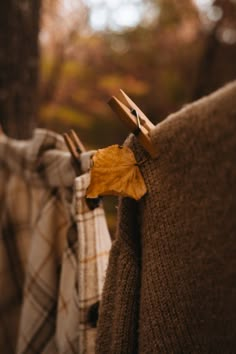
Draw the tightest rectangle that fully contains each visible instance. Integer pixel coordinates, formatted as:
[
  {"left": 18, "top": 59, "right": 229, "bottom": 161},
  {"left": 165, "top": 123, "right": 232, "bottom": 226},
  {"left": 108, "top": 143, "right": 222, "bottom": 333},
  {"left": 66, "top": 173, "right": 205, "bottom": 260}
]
[{"left": 86, "top": 145, "right": 147, "bottom": 200}]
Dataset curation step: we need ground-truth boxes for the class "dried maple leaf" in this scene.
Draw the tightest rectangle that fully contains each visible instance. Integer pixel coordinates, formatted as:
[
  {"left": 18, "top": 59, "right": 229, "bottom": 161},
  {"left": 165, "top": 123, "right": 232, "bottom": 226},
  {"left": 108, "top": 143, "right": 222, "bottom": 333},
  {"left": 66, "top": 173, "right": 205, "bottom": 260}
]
[{"left": 86, "top": 144, "right": 147, "bottom": 200}]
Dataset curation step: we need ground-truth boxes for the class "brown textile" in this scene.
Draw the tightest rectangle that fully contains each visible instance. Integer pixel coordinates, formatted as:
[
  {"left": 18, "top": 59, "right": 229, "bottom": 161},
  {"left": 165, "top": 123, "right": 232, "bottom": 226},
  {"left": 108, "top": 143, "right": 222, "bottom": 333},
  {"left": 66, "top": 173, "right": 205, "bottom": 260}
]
[{"left": 96, "top": 81, "right": 236, "bottom": 353}]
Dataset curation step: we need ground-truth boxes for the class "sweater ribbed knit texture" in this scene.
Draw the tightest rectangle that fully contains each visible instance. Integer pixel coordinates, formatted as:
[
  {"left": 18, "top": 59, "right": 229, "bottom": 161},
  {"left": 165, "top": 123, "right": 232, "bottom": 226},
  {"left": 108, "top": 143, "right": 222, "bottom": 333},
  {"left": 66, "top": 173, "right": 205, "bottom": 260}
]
[{"left": 96, "top": 81, "right": 236, "bottom": 354}]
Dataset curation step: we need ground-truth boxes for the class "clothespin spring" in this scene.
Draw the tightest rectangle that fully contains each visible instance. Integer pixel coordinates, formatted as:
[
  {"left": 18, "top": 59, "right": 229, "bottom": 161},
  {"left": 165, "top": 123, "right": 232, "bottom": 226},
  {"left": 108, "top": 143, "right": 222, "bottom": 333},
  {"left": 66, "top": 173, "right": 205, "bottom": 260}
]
[{"left": 131, "top": 109, "right": 141, "bottom": 136}]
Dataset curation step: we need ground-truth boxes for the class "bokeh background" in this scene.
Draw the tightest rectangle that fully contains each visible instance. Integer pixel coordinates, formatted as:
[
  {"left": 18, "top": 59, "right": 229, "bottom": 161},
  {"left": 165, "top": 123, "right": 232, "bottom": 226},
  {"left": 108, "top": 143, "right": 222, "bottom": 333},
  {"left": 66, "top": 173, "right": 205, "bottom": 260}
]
[
  {"left": 40, "top": 0, "right": 236, "bottom": 148},
  {"left": 0, "top": 0, "right": 236, "bottom": 232}
]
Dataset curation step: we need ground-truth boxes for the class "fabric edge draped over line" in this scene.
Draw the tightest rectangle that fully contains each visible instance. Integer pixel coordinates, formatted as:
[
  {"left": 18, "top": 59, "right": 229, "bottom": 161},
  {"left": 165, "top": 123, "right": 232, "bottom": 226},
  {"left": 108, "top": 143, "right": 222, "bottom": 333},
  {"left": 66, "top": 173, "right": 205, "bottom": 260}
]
[{"left": 0, "top": 129, "right": 111, "bottom": 354}]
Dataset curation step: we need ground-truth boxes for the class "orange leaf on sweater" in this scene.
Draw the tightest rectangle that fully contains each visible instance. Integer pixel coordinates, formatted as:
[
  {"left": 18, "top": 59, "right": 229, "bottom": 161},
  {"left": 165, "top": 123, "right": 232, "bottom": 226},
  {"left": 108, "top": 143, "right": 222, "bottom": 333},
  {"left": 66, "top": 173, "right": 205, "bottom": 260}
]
[{"left": 86, "top": 145, "right": 147, "bottom": 200}]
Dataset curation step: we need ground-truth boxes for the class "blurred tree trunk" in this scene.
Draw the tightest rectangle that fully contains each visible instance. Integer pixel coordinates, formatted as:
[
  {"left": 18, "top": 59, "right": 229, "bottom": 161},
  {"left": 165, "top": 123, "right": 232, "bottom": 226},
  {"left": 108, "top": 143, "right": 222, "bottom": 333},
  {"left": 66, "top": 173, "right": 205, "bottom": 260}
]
[
  {"left": 193, "top": 0, "right": 236, "bottom": 100},
  {"left": 0, "top": 0, "right": 41, "bottom": 139},
  {"left": 192, "top": 24, "right": 220, "bottom": 100}
]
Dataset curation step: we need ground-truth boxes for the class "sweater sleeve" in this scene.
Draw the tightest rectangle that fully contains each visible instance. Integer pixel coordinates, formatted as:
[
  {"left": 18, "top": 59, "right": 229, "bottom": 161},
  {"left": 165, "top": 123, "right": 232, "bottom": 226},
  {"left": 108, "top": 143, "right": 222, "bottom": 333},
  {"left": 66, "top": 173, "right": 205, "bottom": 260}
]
[{"left": 96, "top": 196, "right": 141, "bottom": 354}]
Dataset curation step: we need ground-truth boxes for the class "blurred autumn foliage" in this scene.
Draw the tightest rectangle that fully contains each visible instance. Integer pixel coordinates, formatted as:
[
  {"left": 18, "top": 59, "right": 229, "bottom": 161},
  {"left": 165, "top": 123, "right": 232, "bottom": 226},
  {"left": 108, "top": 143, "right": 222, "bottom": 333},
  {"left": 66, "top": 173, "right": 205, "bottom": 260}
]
[{"left": 39, "top": 0, "right": 236, "bottom": 150}]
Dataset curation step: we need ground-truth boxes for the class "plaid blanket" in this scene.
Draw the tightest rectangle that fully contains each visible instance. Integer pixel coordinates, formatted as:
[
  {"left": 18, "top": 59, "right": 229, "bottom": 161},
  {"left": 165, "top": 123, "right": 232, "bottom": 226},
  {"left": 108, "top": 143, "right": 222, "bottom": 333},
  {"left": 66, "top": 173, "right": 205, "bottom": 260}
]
[
  {"left": 56, "top": 173, "right": 111, "bottom": 353},
  {"left": 0, "top": 170, "right": 34, "bottom": 353},
  {"left": 0, "top": 128, "right": 77, "bottom": 188},
  {"left": 0, "top": 129, "right": 111, "bottom": 354}
]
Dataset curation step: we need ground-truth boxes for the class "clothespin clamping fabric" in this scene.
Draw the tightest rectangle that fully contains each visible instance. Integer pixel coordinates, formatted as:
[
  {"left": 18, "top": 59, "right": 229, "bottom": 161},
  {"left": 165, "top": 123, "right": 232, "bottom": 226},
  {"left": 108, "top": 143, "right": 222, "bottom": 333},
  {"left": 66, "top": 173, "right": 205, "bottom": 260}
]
[
  {"left": 108, "top": 90, "right": 158, "bottom": 158},
  {"left": 63, "top": 129, "right": 97, "bottom": 173},
  {"left": 63, "top": 129, "right": 86, "bottom": 164},
  {"left": 63, "top": 129, "right": 100, "bottom": 209}
]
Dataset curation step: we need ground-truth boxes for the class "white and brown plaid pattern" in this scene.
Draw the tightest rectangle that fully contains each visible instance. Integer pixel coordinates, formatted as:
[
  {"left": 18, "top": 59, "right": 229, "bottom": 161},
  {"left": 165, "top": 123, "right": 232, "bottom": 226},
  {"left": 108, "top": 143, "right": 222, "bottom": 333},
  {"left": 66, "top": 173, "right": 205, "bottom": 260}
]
[
  {"left": 56, "top": 172, "right": 111, "bottom": 354},
  {"left": 16, "top": 186, "right": 73, "bottom": 354},
  {"left": 0, "top": 129, "right": 76, "bottom": 353},
  {"left": 0, "top": 170, "right": 33, "bottom": 353},
  {"left": 0, "top": 129, "right": 77, "bottom": 188},
  {"left": 0, "top": 129, "right": 111, "bottom": 354}
]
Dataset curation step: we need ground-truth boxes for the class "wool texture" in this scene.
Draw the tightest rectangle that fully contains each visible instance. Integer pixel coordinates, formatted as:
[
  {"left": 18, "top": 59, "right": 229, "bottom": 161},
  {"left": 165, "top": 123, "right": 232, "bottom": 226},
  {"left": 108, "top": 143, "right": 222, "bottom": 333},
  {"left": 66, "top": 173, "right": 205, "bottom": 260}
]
[{"left": 96, "top": 81, "right": 236, "bottom": 353}]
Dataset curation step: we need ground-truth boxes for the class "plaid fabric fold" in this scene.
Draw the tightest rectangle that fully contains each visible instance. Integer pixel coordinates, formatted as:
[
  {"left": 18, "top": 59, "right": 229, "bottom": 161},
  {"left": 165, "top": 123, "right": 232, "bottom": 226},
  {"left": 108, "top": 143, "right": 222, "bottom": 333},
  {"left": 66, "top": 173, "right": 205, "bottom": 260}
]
[
  {"left": 56, "top": 172, "right": 111, "bottom": 354},
  {"left": 0, "top": 170, "right": 33, "bottom": 353},
  {"left": 16, "top": 187, "right": 72, "bottom": 354},
  {"left": 0, "top": 129, "right": 76, "bottom": 353},
  {"left": 0, "top": 128, "right": 77, "bottom": 187}
]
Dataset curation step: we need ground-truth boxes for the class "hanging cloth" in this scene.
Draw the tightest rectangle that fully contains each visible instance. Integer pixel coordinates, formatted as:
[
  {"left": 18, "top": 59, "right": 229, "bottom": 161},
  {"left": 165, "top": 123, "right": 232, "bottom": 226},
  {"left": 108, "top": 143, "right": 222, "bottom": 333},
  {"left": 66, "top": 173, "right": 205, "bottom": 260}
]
[
  {"left": 56, "top": 173, "right": 111, "bottom": 353},
  {"left": 0, "top": 129, "right": 111, "bottom": 354}
]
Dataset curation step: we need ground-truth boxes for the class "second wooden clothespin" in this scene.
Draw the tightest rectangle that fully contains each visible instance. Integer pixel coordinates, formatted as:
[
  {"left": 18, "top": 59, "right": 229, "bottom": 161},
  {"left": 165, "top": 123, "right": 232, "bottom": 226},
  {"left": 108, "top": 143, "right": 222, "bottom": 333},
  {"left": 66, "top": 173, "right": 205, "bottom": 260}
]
[
  {"left": 63, "top": 129, "right": 86, "bottom": 164},
  {"left": 63, "top": 129, "right": 100, "bottom": 209},
  {"left": 108, "top": 90, "right": 158, "bottom": 158}
]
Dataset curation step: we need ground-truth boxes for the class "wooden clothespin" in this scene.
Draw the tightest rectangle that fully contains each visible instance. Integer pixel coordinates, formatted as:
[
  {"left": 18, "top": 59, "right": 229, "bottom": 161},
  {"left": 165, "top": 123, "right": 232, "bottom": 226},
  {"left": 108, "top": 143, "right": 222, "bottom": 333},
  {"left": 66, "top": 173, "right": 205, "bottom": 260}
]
[
  {"left": 108, "top": 90, "right": 158, "bottom": 158},
  {"left": 63, "top": 129, "right": 100, "bottom": 209},
  {"left": 63, "top": 129, "right": 86, "bottom": 164}
]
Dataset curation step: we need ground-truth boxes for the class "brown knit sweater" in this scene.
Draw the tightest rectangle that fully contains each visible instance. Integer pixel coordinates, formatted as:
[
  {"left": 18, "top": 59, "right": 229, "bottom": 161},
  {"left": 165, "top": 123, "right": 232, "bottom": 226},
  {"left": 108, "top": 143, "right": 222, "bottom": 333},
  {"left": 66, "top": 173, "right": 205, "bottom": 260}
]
[{"left": 96, "top": 81, "right": 236, "bottom": 353}]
